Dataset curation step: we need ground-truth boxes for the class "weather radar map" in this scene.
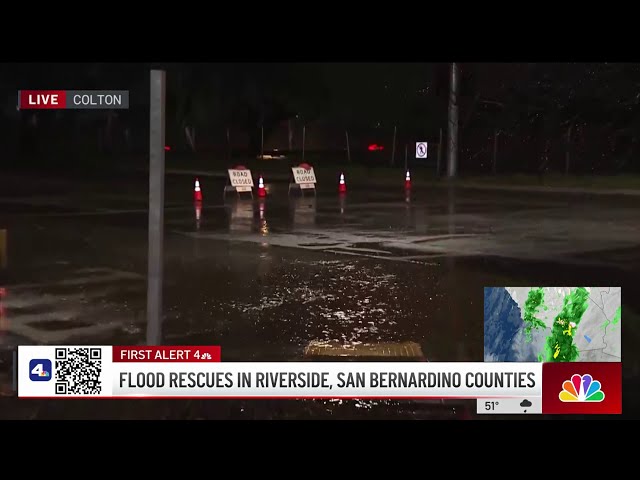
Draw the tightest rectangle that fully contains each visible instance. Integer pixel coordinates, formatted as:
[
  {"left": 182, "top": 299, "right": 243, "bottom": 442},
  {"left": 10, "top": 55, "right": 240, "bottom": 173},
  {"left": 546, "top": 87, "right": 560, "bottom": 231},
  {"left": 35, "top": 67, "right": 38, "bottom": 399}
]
[{"left": 484, "top": 287, "right": 621, "bottom": 363}]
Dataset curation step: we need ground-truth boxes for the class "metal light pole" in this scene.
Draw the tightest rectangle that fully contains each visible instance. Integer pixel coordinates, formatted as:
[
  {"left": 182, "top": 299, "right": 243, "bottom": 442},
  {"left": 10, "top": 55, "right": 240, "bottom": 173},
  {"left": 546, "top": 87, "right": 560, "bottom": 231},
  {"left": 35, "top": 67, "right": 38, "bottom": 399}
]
[{"left": 147, "top": 70, "right": 166, "bottom": 345}]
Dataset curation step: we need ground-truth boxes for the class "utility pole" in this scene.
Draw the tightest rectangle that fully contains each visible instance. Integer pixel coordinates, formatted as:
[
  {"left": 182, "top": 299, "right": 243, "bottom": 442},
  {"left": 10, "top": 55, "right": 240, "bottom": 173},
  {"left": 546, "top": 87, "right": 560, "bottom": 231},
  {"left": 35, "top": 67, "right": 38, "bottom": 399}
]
[
  {"left": 147, "top": 70, "right": 166, "bottom": 346},
  {"left": 390, "top": 125, "right": 397, "bottom": 167},
  {"left": 437, "top": 127, "right": 443, "bottom": 177},
  {"left": 565, "top": 124, "right": 572, "bottom": 175},
  {"left": 447, "top": 62, "right": 459, "bottom": 178},
  {"left": 492, "top": 129, "right": 499, "bottom": 175}
]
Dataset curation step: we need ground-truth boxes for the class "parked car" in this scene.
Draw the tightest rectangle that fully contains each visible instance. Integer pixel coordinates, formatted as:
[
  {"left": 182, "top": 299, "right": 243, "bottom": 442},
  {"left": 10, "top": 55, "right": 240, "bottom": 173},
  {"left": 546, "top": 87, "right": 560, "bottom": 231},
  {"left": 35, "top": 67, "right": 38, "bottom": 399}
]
[{"left": 257, "top": 149, "right": 287, "bottom": 160}]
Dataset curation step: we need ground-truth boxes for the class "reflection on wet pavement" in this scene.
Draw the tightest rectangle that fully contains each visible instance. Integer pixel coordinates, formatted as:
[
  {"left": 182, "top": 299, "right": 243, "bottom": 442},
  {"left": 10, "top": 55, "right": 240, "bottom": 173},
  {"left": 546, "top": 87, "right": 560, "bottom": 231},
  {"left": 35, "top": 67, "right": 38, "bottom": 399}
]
[
  {"left": 290, "top": 197, "right": 317, "bottom": 229},
  {"left": 179, "top": 185, "right": 640, "bottom": 273},
  {"left": 219, "top": 261, "right": 429, "bottom": 351},
  {"left": 227, "top": 199, "right": 254, "bottom": 233}
]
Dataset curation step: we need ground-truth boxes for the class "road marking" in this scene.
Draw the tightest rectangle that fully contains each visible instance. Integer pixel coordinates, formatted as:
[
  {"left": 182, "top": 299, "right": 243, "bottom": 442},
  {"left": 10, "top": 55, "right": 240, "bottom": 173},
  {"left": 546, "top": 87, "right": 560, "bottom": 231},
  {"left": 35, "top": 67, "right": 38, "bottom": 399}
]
[{"left": 1, "top": 268, "right": 144, "bottom": 344}]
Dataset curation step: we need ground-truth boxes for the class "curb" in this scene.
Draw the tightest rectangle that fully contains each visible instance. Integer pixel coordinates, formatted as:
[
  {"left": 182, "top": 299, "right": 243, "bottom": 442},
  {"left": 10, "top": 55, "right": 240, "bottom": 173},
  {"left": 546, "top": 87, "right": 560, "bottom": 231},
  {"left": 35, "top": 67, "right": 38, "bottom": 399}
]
[
  {"left": 449, "top": 182, "right": 640, "bottom": 197},
  {"left": 143, "top": 168, "right": 640, "bottom": 197}
]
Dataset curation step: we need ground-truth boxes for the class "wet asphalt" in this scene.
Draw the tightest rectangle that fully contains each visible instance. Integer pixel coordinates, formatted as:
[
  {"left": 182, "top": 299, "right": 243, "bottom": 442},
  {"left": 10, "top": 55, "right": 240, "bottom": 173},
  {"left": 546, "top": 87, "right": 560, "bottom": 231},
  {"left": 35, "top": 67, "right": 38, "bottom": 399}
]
[{"left": 0, "top": 172, "right": 638, "bottom": 419}]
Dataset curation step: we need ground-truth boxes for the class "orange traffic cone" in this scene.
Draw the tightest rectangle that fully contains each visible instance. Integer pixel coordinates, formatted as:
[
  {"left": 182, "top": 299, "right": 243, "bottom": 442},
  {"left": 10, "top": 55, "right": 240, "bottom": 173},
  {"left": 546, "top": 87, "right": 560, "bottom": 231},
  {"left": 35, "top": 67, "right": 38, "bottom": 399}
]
[
  {"left": 404, "top": 170, "right": 411, "bottom": 190},
  {"left": 338, "top": 173, "right": 347, "bottom": 193},
  {"left": 194, "top": 178, "right": 203, "bottom": 202},
  {"left": 258, "top": 175, "right": 266, "bottom": 197}
]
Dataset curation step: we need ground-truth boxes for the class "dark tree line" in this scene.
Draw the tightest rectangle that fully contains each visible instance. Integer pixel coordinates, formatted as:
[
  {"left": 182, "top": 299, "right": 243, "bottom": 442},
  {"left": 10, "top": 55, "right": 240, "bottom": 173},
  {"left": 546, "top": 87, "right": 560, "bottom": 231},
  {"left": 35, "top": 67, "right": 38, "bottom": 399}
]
[{"left": 1, "top": 62, "right": 639, "bottom": 173}]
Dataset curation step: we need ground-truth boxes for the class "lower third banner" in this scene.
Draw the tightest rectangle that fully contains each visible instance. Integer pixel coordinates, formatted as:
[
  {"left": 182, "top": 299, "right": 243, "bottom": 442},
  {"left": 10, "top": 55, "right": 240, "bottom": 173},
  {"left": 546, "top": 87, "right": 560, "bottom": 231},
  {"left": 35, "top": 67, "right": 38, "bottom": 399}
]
[{"left": 17, "top": 345, "right": 541, "bottom": 399}]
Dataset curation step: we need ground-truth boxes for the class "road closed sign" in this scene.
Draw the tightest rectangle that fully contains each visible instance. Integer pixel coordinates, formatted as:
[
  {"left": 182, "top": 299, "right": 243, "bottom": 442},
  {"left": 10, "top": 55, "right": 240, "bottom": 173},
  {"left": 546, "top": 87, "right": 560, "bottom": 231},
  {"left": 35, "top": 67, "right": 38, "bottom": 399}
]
[
  {"left": 415, "top": 142, "right": 428, "bottom": 159},
  {"left": 228, "top": 169, "right": 254, "bottom": 192},
  {"left": 292, "top": 166, "right": 317, "bottom": 189}
]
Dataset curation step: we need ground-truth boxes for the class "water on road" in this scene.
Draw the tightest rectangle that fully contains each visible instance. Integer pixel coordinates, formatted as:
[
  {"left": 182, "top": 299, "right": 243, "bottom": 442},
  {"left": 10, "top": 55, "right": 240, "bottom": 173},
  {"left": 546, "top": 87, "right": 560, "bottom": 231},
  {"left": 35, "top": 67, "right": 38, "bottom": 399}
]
[{"left": 1, "top": 175, "right": 638, "bottom": 419}]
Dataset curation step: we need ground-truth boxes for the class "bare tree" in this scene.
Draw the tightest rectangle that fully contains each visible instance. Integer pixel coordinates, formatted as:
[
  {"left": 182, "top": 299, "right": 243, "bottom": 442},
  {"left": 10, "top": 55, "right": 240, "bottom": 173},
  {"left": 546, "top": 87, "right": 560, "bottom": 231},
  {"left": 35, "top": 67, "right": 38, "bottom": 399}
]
[{"left": 447, "top": 63, "right": 459, "bottom": 178}]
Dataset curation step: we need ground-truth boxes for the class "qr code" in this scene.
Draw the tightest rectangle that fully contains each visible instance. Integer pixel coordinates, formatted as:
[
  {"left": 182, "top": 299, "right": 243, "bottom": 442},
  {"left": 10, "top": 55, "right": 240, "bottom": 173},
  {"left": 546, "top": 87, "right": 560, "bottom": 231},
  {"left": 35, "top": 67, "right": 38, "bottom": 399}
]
[{"left": 54, "top": 347, "right": 102, "bottom": 395}]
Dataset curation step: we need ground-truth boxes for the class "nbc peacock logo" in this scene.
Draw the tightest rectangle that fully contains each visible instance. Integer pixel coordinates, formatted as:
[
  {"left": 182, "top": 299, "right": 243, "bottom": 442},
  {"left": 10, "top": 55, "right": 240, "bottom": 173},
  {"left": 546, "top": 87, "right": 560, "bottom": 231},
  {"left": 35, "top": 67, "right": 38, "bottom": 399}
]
[{"left": 559, "top": 374, "right": 605, "bottom": 402}]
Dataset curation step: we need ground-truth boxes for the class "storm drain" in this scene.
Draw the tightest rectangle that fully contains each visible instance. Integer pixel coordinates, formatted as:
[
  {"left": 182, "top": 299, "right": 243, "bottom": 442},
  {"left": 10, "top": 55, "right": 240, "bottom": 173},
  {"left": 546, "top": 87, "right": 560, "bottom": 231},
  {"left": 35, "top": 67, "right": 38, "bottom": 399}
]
[{"left": 304, "top": 340, "right": 425, "bottom": 360}]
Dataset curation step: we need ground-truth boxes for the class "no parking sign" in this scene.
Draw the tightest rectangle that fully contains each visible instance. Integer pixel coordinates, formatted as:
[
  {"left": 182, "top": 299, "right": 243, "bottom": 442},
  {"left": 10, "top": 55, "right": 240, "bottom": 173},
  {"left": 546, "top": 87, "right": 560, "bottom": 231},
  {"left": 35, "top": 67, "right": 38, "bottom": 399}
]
[{"left": 415, "top": 142, "right": 428, "bottom": 159}]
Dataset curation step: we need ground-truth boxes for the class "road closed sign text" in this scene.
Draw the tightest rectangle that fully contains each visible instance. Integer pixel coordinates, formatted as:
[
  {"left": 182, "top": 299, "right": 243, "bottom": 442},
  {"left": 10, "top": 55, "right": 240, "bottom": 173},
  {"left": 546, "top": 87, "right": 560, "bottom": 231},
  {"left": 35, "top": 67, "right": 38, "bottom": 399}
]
[
  {"left": 228, "top": 169, "right": 254, "bottom": 192},
  {"left": 292, "top": 166, "right": 317, "bottom": 188}
]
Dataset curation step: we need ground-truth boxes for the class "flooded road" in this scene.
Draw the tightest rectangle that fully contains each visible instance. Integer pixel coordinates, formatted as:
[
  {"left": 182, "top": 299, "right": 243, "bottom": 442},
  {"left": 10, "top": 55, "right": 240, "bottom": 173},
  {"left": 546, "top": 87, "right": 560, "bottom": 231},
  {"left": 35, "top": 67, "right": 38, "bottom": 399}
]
[{"left": 1, "top": 174, "right": 638, "bottom": 419}]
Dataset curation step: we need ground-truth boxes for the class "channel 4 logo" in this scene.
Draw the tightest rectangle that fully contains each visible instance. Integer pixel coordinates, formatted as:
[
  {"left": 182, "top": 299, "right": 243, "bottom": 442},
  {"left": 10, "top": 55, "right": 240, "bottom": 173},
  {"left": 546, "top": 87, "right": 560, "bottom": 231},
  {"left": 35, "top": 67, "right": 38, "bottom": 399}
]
[{"left": 29, "top": 359, "right": 52, "bottom": 382}]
